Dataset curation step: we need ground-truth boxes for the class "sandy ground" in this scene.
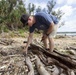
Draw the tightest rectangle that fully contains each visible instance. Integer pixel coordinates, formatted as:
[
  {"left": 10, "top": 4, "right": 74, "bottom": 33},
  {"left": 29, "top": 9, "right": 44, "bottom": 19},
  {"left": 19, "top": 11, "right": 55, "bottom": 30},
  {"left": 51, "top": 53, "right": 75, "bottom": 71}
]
[
  {"left": 0, "top": 34, "right": 76, "bottom": 75},
  {"left": 0, "top": 32, "right": 76, "bottom": 51},
  {"left": 54, "top": 36, "right": 76, "bottom": 50},
  {"left": 11, "top": 35, "right": 76, "bottom": 51}
]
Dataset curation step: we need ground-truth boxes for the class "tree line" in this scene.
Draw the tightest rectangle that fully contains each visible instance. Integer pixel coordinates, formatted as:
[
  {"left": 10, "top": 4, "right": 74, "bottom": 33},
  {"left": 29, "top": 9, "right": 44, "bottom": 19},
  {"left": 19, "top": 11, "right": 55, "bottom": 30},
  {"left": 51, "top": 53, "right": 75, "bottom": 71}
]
[{"left": 0, "top": 0, "right": 64, "bottom": 33}]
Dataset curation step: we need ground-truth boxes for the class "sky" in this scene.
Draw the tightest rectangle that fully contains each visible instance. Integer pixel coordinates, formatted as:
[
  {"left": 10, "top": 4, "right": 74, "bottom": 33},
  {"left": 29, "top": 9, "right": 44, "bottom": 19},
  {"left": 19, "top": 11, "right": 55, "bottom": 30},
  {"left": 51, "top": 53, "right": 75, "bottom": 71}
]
[{"left": 24, "top": 0, "right": 76, "bottom": 32}]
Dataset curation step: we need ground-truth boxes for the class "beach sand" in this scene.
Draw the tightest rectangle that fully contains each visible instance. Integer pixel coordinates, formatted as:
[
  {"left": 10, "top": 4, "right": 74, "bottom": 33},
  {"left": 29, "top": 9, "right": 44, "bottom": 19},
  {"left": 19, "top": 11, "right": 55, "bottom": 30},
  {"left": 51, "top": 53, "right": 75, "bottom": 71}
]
[{"left": 54, "top": 35, "right": 76, "bottom": 50}]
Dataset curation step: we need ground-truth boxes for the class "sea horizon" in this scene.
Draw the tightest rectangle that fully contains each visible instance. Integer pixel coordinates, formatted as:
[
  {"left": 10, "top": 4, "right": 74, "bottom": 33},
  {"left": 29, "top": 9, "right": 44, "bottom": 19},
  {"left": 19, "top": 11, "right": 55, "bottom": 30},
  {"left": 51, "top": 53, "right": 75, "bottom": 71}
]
[{"left": 57, "top": 32, "right": 76, "bottom": 36}]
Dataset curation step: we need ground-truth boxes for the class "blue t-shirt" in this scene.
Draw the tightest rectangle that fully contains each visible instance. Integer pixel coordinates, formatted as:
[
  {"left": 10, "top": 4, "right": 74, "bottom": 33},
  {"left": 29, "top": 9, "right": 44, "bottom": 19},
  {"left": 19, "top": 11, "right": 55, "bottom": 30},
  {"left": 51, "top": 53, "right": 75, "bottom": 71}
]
[{"left": 29, "top": 12, "right": 59, "bottom": 33}]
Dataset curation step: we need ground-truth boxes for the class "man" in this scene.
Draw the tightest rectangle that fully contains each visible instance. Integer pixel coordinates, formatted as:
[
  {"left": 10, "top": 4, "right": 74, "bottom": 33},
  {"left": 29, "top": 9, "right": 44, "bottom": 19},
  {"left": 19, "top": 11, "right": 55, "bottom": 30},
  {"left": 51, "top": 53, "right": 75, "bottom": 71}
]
[{"left": 20, "top": 12, "right": 59, "bottom": 54}]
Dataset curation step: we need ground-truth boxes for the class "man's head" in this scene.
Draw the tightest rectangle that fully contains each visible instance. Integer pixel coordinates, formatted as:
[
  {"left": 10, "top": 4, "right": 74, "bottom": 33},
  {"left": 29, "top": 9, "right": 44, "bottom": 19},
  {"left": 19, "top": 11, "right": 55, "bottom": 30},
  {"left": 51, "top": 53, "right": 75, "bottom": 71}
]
[
  {"left": 20, "top": 14, "right": 35, "bottom": 27},
  {"left": 20, "top": 14, "right": 30, "bottom": 27}
]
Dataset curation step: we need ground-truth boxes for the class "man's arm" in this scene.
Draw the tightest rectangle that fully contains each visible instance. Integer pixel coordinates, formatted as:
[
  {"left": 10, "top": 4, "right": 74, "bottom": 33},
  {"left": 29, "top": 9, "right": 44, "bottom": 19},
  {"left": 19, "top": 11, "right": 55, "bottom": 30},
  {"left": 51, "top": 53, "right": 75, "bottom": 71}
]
[
  {"left": 41, "top": 22, "right": 54, "bottom": 41},
  {"left": 24, "top": 32, "right": 33, "bottom": 54},
  {"left": 46, "top": 22, "right": 54, "bottom": 35}
]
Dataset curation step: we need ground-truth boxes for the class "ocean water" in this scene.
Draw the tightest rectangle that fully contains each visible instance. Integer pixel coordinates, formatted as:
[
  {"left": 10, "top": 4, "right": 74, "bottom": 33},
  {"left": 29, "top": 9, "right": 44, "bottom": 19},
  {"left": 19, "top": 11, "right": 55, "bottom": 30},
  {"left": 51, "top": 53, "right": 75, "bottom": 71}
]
[{"left": 57, "top": 32, "right": 76, "bottom": 36}]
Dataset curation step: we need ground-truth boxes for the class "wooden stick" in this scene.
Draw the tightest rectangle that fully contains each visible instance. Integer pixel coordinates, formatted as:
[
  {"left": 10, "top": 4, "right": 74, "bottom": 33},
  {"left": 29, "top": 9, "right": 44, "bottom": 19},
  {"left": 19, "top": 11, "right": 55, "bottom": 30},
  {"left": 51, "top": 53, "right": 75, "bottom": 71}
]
[
  {"left": 35, "top": 55, "right": 50, "bottom": 75},
  {"left": 25, "top": 56, "right": 34, "bottom": 75}
]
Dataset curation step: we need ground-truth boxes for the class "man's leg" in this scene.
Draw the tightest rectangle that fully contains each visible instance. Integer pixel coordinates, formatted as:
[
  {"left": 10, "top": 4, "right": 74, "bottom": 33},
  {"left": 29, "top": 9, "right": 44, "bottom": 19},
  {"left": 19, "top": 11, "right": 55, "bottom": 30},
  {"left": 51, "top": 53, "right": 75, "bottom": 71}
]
[
  {"left": 48, "top": 37, "right": 54, "bottom": 52},
  {"left": 43, "top": 38, "right": 48, "bottom": 49},
  {"left": 43, "top": 24, "right": 58, "bottom": 51},
  {"left": 48, "top": 24, "right": 58, "bottom": 52}
]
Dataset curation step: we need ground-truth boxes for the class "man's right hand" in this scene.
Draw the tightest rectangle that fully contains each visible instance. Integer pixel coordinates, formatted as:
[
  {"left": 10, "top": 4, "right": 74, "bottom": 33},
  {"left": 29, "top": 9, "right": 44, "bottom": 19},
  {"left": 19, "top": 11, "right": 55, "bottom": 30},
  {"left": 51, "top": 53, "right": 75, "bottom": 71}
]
[
  {"left": 21, "top": 43, "right": 26, "bottom": 49},
  {"left": 22, "top": 33, "right": 33, "bottom": 56},
  {"left": 21, "top": 44, "right": 28, "bottom": 56},
  {"left": 22, "top": 48, "right": 28, "bottom": 56}
]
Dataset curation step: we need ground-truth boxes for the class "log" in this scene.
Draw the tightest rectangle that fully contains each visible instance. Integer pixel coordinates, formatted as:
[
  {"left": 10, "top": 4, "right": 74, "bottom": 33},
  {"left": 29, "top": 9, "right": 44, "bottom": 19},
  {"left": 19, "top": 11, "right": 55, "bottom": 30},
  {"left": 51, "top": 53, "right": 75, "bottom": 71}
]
[
  {"left": 0, "top": 38, "right": 14, "bottom": 45},
  {"left": 29, "top": 43, "right": 76, "bottom": 69},
  {"left": 70, "top": 47, "right": 76, "bottom": 50},
  {"left": 0, "top": 45, "right": 24, "bottom": 56},
  {"left": 48, "top": 58, "right": 72, "bottom": 75},
  {"left": 31, "top": 47, "right": 72, "bottom": 75},
  {"left": 25, "top": 56, "right": 34, "bottom": 75},
  {"left": 31, "top": 50, "right": 48, "bottom": 66},
  {"left": 35, "top": 55, "right": 50, "bottom": 75},
  {"left": 54, "top": 50, "right": 76, "bottom": 60}
]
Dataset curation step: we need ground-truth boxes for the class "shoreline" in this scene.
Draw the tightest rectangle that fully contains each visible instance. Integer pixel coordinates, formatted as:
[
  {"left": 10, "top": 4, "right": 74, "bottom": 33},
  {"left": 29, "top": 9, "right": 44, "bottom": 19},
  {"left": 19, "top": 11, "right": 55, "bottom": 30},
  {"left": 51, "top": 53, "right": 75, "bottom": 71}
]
[{"left": 57, "top": 32, "right": 76, "bottom": 36}]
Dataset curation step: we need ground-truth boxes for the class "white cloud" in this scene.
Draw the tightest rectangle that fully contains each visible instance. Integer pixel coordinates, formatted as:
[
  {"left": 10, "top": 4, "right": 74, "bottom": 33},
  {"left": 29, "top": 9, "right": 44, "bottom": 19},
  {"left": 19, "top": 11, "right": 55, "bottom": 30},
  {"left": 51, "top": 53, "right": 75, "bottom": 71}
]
[
  {"left": 34, "top": 2, "right": 47, "bottom": 9},
  {"left": 58, "top": 14, "right": 76, "bottom": 32},
  {"left": 67, "top": 0, "right": 76, "bottom": 5},
  {"left": 57, "top": 0, "right": 76, "bottom": 5},
  {"left": 61, "top": 5, "right": 76, "bottom": 22},
  {"left": 56, "top": 0, "right": 65, "bottom": 4},
  {"left": 56, "top": 4, "right": 76, "bottom": 32},
  {"left": 55, "top": 5, "right": 73, "bottom": 21},
  {"left": 61, "top": 5, "right": 73, "bottom": 15},
  {"left": 58, "top": 20, "right": 76, "bottom": 32},
  {"left": 24, "top": 0, "right": 47, "bottom": 9},
  {"left": 60, "top": 5, "right": 73, "bottom": 20}
]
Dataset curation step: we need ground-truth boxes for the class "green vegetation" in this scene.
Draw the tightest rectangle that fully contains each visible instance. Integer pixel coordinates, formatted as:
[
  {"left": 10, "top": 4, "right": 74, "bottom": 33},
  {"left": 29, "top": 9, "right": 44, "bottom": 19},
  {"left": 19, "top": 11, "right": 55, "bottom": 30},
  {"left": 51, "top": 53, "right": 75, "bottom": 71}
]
[{"left": 0, "top": 0, "right": 26, "bottom": 32}]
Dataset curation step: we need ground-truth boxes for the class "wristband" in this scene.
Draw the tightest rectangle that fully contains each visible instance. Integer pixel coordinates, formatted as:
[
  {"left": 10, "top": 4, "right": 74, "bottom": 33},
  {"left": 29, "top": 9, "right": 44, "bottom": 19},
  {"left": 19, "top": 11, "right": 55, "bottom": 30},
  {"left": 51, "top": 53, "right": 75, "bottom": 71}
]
[{"left": 46, "top": 33, "right": 49, "bottom": 36}]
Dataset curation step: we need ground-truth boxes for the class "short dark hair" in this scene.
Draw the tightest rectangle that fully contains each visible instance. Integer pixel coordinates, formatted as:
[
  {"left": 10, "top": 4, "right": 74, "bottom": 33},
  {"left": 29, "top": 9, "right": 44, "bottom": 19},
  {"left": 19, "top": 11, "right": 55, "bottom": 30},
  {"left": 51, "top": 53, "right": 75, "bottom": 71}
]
[{"left": 20, "top": 14, "right": 30, "bottom": 26}]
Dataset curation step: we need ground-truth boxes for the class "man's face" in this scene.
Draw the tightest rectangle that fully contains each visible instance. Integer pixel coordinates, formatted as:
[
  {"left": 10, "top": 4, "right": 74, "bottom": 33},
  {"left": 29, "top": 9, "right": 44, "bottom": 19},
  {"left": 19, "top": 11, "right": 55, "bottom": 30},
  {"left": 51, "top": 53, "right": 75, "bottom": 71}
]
[{"left": 27, "top": 17, "right": 34, "bottom": 27}]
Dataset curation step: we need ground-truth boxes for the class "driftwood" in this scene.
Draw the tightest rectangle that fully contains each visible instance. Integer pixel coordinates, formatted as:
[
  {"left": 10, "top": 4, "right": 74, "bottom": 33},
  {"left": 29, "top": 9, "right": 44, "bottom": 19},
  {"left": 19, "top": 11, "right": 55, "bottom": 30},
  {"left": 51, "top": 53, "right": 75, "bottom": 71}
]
[
  {"left": 0, "top": 38, "right": 76, "bottom": 75},
  {"left": 70, "top": 47, "right": 76, "bottom": 50},
  {"left": 28, "top": 41, "right": 76, "bottom": 75},
  {"left": 35, "top": 55, "right": 50, "bottom": 75},
  {"left": 29, "top": 43, "right": 76, "bottom": 69},
  {"left": 0, "top": 38, "right": 14, "bottom": 45},
  {"left": 30, "top": 46, "right": 75, "bottom": 75},
  {"left": 25, "top": 56, "right": 34, "bottom": 75},
  {"left": 54, "top": 50, "right": 76, "bottom": 60}
]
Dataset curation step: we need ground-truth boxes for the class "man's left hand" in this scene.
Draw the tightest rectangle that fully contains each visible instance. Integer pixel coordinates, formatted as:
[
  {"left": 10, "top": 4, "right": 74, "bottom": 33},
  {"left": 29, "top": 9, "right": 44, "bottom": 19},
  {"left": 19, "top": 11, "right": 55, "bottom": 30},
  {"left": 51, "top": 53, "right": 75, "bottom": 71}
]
[{"left": 41, "top": 34, "right": 48, "bottom": 41}]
